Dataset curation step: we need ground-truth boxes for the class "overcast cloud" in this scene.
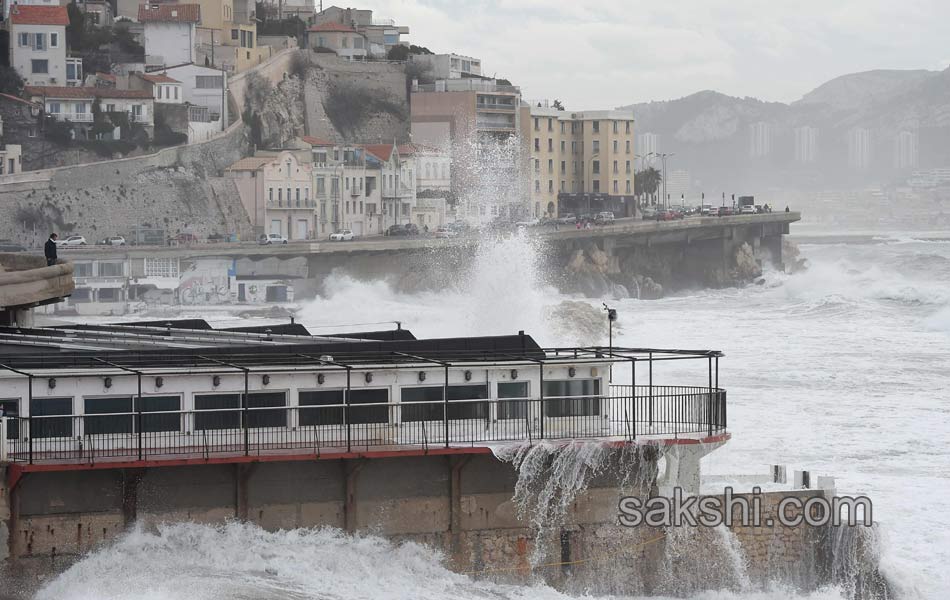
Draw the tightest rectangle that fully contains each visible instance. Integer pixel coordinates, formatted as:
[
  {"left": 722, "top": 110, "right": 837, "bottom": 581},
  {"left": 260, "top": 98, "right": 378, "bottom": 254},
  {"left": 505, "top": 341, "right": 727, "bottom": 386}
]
[{"left": 358, "top": 0, "right": 950, "bottom": 110}]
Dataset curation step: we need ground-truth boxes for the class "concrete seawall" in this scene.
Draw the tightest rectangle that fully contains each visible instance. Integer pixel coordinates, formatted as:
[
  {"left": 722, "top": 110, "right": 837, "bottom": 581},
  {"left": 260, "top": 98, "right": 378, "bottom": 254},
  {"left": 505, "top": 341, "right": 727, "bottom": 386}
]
[{"left": 0, "top": 443, "right": 883, "bottom": 597}]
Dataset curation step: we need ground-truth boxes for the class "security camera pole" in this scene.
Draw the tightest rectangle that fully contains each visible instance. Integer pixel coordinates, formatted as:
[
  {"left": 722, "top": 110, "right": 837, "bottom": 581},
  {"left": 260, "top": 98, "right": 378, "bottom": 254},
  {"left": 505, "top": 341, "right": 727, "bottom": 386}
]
[{"left": 603, "top": 303, "right": 617, "bottom": 381}]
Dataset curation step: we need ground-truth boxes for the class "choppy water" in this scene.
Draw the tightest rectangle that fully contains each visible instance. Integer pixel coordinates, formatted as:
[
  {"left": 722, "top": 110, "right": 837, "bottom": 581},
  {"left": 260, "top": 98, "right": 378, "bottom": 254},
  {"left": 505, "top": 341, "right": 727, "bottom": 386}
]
[{"left": 25, "top": 232, "right": 950, "bottom": 600}]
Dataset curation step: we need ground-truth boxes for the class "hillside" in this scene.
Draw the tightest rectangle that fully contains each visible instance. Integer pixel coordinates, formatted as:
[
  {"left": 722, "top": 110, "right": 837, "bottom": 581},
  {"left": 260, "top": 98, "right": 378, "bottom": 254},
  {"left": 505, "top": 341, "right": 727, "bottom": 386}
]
[{"left": 619, "top": 65, "right": 950, "bottom": 192}]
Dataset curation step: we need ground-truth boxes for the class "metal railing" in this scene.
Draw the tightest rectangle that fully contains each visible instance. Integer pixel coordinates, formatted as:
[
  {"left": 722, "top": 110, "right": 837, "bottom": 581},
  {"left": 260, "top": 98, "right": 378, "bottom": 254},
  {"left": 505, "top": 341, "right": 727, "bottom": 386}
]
[{"left": 1, "top": 386, "right": 725, "bottom": 465}]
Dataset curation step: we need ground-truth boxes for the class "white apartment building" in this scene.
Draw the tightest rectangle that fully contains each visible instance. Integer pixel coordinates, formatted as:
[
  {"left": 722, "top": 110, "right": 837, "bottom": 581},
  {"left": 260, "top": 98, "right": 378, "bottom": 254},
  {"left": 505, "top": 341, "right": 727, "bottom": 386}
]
[
  {"left": 139, "top": 3, "right": 200, "bottom": 68},
  {"left": 225, "top": 151, "right": 316, "bottom": 240},
  {"left": 24, "top": 86, "right": 155, "bottom": 136},
  {"left": 161, "top": 63, "right": 228, "bottom": 123},
  {"left": 409, "top": 53, "right": 481, "bottom": 79},
  {"left": 130, "top": 72, "right": 184, "bottom": 104},
  {"left": 0, "top": 144, "right": 22, "bottom": 176},
  {"left": 794, "top": 126, "right": 819, "bottom": 164},
  {"left": 8, "top": 6, "right": 80, "bottom": 87},
  {"left": 848, "top": 127, "right": 871, "bottom": 170},
  {"left": 366, "top": 143, "right": 415, "bottom": 230},
  {"left": 305, "top": 137, "right": 384, "bottom": 237},
  {"left": 748, "top": 121, "right": 772, "bottom": 158},
  {"left": 408, "top": 144, "right": 451, "bottom": 194}
]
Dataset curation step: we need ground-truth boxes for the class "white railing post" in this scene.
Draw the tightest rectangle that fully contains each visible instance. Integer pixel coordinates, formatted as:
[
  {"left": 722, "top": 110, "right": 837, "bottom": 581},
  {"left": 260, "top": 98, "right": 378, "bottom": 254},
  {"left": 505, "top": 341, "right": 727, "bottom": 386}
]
[{"left": 0, "top": 417, "right": 8, "bottom": 462}]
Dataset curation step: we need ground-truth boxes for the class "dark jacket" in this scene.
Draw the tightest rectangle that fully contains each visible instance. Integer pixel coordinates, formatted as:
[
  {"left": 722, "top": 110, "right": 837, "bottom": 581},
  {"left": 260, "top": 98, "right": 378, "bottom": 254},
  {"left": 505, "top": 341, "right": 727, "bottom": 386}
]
[{"left": 45, "top": 238, "right": 57, "bottom": 261}]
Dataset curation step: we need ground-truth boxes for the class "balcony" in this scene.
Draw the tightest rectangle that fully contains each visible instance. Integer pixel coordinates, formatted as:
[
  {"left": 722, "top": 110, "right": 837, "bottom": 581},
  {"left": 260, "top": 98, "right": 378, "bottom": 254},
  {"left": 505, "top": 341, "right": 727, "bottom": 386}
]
[
  {"left": 50, "top": 112, "right": 93, "bottom": 122},
  {"left": 266, "top": 199, "right": 316, "bottom": 209}
]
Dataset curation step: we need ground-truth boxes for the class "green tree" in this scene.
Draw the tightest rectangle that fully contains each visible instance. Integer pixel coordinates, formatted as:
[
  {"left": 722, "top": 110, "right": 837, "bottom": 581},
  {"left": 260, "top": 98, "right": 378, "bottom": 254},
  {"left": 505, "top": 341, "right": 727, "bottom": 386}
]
[
  {"left": 635, "top": 167, "right": 661, "bottom": 203},
  {"left": 552, "top": 99, "right": 564, "bottom": 110},
  {"left": 0, "top": 66, "right": 24, "bottom": 95}
]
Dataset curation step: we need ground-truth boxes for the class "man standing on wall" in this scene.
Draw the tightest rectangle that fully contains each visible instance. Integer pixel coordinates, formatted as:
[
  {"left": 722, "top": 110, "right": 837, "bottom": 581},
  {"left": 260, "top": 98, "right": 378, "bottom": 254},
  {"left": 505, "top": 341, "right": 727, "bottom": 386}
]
[{"left": 45, "top": 233, "right": 58, "bottom": 266}]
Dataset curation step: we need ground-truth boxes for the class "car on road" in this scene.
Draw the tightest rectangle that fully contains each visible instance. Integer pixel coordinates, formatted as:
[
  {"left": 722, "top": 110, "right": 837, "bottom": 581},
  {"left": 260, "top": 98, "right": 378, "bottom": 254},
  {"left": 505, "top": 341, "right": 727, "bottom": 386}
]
[
  {"left": 641, "top": 207, "right": 656, "bottom": 220},
  {"left": 669, "top": 209, "right": 685, "bottom": 220},
  {"left": 655, "top": 210, "right": 675, "bottom": 221},
  {"left": 515, "top": 218, "right": 540, "bottom": 228},
  {"left": 701, "top": 204, "right": 714, "bottom": 216},
  {"left": 557, "top": 213, "right": 577, "bottom": 224},
  {"left": 99, "top": 236, "right": 126, "bottom": 246},
  {"left": 706, "top": 207, "right": 720, "bottom": 217},
  {"left": 57, "top": 235, "right": 87, "bottom": 247},
  {"left": 594, "top": 211, "right": 615, "bottom": 225},
  {"left": 719, "top": 206, "right": 735, "bottom": 216},
  {"left": 259, "top": 233, "right": 288, "bottom": 245},
  {"left": 739, "top": 205, "right": 756, "bottom": 215},
  {"left": 329, "top": 229, "right": 354, "bottom": 242},
  {"left": 434, "top": 227, "right": 457, "bottom": 239},
  {"left": 386, "top": 223, "right": 420, "bottom": 236}
]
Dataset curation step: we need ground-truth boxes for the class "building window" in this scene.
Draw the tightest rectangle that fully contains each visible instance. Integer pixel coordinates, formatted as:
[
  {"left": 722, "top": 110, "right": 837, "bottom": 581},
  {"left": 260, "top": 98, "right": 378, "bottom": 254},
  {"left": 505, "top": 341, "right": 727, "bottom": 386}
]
[
  {"left": 560, "top": 140, "right": 565, "bottom": 152},
  {"left": 30, "top": 397, "right": 73, "bottom": 439},
  {"left": 547, "top": 118, "right": 553, "bottom": 132},
  {"left": 534, "top": 138, "right": 539, "bottom": 151},
  {"left": 548, "top": 159, "right": 553, "bottom": 173},
  {"left": 232, "top": 29, "right": 239, "bottom": 40},
  {"left": 548, "top": 180, "right": 553, "bottom": 193},
  {"left": 626, "top": 140, "right": 631, "bottom": 153},
  {"left": 268, "top": 188, "right": 273, "bottom": 202},
  {"left": 145, "top": 257, "right": 179, "bottom": 278},
  {"left": 626, "top": 121, "right": 631, "bottom": 134},
  {"left": 626, "top": 180, "right": 632, "bottom": 194},
  {"left": 592, "top": 121, "right": 600, "bottom": 133},
  {"left": 543, "top": 380, "right": 601, "bottom": 417},
  {"left": 560, "top": 180, "right": 565, "bottom": 192},
  {"left": 534, "top": 159, "right": 539, "bottom": 172},
  {"left": 560, "top": 160, "right": 565, "bottom": 174},
  {"left": 194, "top": 394, "right": 241, "bottom": 430},
  {"left": 401, "top": 385, "right": 489, "bottom": 422},
  {"left": 534, "top": 180, "right": 540, "bottom": 192},
  {"left": 613, "top": 160, "right": 618, "bottom": 174},
  {"left": 317, "top": 177, "right": 325, "bottom": 195},
  {"left": 31, "top": 60, "right": 49, "bottom": 74},
  {"left": 592, "top": 140, "right": 600, "bottom": 154},
  {"left": 32, "top": 33, "right": 46, "bottom": 51},
  {"left": 84, "top": 397, "right": 133, "bottom": 435},
  {"left": 613, "top": 180, "right": 619, "bottom": 193},
  {"left": 613, "top": 140, "right": 618, "bottom": 153},
  {"left": 533, "top": 117, "right": 539, "bottom": 131},
  {"left": 50, "top": 33, "right": 58, "bottom": 48},
  {"left": 626, "top": 160, "right": 631, "bottom": 174},
  {"left": 547, "top": 138, "right": 553, "bottom": 152},
  {"left": 99, "top": 262, "right": 124, "bottom": 277},
  {"left": 18, "top": 33, "right": 29, "bottom": 47},
  {"left": 592, "top": 160, "right": 600, "bottom": 175},
  {"left": 196, "top": 76, "right": 223, "bottom": 89},
  {"left": 613, "top": 121, "right": 619, "bottom": 134}
]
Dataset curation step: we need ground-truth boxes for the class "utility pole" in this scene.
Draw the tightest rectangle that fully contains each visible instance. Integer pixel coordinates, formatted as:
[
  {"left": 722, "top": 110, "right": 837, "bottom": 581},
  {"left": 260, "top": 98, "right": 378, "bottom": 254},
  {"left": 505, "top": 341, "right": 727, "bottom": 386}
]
[{"left": 655, "top": 152, "right": 674, "bottom": 210}]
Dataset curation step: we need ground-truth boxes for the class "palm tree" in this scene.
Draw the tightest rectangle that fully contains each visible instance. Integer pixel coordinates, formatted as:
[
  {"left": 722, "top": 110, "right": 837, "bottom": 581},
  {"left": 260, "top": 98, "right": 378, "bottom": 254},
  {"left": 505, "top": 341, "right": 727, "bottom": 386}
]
[{"left": 635, "top": 167, "right": 661, "bottom": 205}]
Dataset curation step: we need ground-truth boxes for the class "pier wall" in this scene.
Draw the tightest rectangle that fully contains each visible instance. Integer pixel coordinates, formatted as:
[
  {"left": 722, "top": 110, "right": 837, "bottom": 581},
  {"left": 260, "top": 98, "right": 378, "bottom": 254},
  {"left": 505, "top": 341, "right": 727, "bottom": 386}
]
[{"left": 0, "top": 447, "right": 869, "bottom": 596}]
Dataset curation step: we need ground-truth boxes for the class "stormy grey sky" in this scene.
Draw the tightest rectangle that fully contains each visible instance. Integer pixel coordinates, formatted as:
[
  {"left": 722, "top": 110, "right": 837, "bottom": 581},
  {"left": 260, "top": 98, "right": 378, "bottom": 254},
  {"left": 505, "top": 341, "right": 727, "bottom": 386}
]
[{"left": 359, "top": 0, "right": 950, "bottom": 110}]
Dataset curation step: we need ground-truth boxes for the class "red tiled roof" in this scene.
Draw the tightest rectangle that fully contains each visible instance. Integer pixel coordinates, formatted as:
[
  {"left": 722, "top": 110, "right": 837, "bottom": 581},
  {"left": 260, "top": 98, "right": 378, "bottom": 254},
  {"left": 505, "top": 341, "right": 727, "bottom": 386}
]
[
  {"left": 140, "top": 73, "right": 181, "bottom": 84},
  {"left": 25, "top": 86, "right": 154, "bottom": 100},
  {"left": 363, "top": 143, "right": 396, "bottom": 162},
  {"left": 9, "top": 5, "right": 70, "bottom": 25},
  {"left": 301, "top": 136, "right": 334, "bottom": 147},
  {"left": 138, "top": 3, "right": 200, "bottom": 23},
  {"left": 95, "top": 73, "right": 117, "bottom": 82},
  {"left": 308, "top": 22, "right": 356, "bottom": 33},
  {"left": 0, "top": 92, "right": 41, "bottom": 108}
]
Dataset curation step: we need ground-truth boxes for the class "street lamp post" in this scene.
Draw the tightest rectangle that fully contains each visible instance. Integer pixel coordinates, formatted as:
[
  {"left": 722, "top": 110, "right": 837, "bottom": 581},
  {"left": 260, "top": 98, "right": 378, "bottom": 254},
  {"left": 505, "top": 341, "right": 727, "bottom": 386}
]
[{"left": 655, "top": 152, "right": 674, "bottom": 210}]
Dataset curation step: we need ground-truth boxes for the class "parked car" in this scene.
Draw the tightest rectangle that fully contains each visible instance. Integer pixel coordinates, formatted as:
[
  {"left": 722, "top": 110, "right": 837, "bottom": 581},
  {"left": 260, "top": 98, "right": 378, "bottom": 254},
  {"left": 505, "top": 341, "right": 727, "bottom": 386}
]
[
  {"left": 719, "top": 206, "right": 735, "bottom": 216},
  {"left": 739, "top": 205, "right": 756, "bottom": 215},
  {"left": 594, "top": 211, "right": 615, "bottom": 225},
  {"left": 434, "top": 227, "right": 457, "bottom": 239},
  {"left": 57, "top": 235, "right": 87, "bottom": 247},
  {"left": 386, "top": 224, "right": 419, "bottom": 236},
  {"left": 641, "top": 207, "right": 656, "bottom": 220},
  {"left": 655, "top": 210, "right": 674, "bottom": 221},
  {"left": 706, "top": 207, "right": 720, "bottom": 217},
  {"left": 557, "top": 213, "right": 577, "bottom": 224},
  {"left": 669, "top": 209, "right": 685, "bottom": 220},
  {"left": 700, "top": 204, "right": 714, "bottom": 216},
  {"left": 99, "top": 236, "right": 126, "bottom": 246},
  {"left": 259, "top": 233, "right": 288, "bottom": 245},
  {"left": 329, "top": 229, "right": 354, "bottom": 242},
  {"left": 515, "top": 218, "right": 540, "bottom": 228}
]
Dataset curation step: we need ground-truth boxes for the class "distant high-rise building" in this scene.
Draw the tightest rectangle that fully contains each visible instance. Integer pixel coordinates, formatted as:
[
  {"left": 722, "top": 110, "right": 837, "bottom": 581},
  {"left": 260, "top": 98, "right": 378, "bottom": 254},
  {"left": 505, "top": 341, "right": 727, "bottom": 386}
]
[
  {"left": 847, "top": 128, "right": 871, "bottom": 170},
  {"left": 637, "top": 132, "right": 658, "bottom": 167},
  {"left": 665, "top": 169, "right": 690, "bottom": 205},
  {"left": 893, "top": 130, "right": 919, "bottom": 169},
  {"left": 794, "top": 126, "right": 819, "bottom": 164},
  {"left": 748, "top": 121, "right": 772, "bottom": 158}
]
